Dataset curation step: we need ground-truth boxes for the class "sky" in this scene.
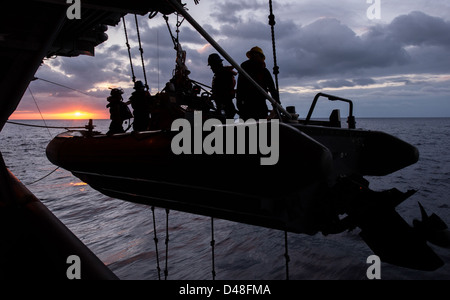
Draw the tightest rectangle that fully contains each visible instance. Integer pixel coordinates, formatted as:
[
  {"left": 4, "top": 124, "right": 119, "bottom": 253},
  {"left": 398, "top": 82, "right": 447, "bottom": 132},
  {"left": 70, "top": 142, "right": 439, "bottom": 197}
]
[{"left": 10, "top": 0, "right": 450, "bottom": 120}]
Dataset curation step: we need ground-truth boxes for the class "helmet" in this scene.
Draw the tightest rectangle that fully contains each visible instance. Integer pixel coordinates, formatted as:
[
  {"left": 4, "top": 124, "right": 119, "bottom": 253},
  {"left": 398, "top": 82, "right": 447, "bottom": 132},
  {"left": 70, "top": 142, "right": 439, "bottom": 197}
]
[
  {"left": 246, "top": 46, "right": 265, "bottom": 60},
  {"left": 134, "top": 80, "right": 145, "bottom": 89},
  {"left": 110, "top": 88, "right": 124, "bottom": 96},
  {"left": 208, "top": 53, "right": 223, "bottom": 66}
]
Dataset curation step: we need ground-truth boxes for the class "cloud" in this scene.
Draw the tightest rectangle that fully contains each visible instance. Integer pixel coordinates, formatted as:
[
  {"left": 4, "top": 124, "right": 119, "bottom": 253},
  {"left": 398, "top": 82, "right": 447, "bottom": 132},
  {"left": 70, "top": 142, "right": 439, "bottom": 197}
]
[
  {"left": 211, "top": 0, "right": 268, "bottom": 25},
  {"left": 387, "top": 11, "right": 450, "bottom": 47},
  {"left": 352, "top": 78, "right": 376, "bottom": 86},
  {"left": 318, "top": 79, "right": 355, "bottom": 89}
]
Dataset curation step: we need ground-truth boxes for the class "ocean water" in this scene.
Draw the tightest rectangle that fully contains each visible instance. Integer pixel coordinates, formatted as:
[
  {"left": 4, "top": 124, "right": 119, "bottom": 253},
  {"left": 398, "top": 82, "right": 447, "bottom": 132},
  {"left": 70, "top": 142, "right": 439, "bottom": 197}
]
[{"left": 1, "top": 118, "right": 449, "bottom": 280}]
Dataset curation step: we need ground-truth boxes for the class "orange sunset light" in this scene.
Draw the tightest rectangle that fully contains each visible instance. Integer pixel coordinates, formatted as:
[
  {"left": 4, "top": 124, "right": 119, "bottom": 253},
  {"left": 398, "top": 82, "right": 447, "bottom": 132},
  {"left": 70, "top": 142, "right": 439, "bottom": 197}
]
[{"left": 9, "top": 109, "right": 109, "bottom": 120}]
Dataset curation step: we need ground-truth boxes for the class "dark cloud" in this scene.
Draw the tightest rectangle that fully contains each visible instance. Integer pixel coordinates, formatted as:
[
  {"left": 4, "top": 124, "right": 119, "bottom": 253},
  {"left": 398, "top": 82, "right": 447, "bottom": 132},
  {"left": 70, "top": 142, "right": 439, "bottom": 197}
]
[
  {"left": 276, "top": 18, "right": 409, "bottom": 79},
  {"left": 211, "top": 1, "right": 266, "bottom": 24},
  {"left": 387, "top": 11, "right": 450, "bottom": 47},
  {"left": 274, "top": 10, "right": 450, "bottom": 83}
]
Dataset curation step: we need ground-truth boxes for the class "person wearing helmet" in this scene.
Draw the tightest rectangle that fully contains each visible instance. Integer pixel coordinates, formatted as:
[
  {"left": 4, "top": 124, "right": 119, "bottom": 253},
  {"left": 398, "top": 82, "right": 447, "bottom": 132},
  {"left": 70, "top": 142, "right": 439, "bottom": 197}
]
[
  {"left": 106, "top": 88, "right": 132, "bottom": 135},
  {"left": 236, "top": 46, "right": 280, "bottom": 120},
  {"left": 128, "top": 80, "right": 152, "bottom": 131},
  {"left": 208, "top": 53, "right": 237, "bottom": 119}
]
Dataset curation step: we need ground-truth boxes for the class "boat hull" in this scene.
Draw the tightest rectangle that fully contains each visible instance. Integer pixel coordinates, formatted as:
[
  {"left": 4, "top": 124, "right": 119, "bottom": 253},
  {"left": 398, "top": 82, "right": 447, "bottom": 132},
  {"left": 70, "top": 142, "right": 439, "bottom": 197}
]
[
  {"left": 47, "top": 122, "right": 334, "bottom": 234},
  {"left": 292, "top": 123, "right": 419, "bottom": 177}
]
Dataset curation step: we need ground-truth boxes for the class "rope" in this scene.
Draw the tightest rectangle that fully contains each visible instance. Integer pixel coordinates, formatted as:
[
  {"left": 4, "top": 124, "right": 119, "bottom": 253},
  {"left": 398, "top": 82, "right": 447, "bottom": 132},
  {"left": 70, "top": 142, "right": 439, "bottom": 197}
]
[
  {"left": 6, "top": 121, "right": 87, "bottom": 130},
  {"left": 268, "top": 0, "right": 283, "bottom": 120},
  {"left": 164, "top": 15, "right": 178, "bottom": 49},
  {"left": 164, "top": 208, "right": 170, "bottom": 280},
  {"left": 151, "top": 206, "right": 162, "bottom": 280},
  {"left": 28, "top": 87, "right": 52, "bottom": 137},
  {"left": 210, "top": 217, "right": 216, "bottom": 280},
  {"left": 157, "top": 28, "right": 160, "bottom": 91},
  {"left": 34, "top": 77, "right": 92, "bottom": 97},
  {"left": 284, "top": 231, "right": 290, "bottom": 280},
  {"left": 122, "top": 16, "right": 136, "bottom": 83},
  {"left": 134, "top": 14, "right": 149, "bottom": 89},
  {"left": 268, "top": 0, "right": 280, "bottom": 92},
  {"left": 26, "top": 166, "right": 60, "bottom": 185}
]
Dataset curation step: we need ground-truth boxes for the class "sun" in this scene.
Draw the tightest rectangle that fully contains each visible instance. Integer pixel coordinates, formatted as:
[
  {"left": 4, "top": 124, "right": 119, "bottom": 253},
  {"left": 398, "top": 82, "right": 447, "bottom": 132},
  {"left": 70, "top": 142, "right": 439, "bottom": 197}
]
[
  {"left": 45, "top": 110, "right": 97, "bottom": 120},
  {"left": 69, "top": 111, "right": 93, "bottom": 119}
]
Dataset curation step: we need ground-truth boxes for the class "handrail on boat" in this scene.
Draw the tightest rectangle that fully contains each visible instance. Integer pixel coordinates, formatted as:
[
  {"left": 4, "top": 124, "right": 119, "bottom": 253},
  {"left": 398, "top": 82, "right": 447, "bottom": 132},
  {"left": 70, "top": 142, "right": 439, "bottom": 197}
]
[{"left": 305, "top": 93, "right": 356, "bottom": 129}]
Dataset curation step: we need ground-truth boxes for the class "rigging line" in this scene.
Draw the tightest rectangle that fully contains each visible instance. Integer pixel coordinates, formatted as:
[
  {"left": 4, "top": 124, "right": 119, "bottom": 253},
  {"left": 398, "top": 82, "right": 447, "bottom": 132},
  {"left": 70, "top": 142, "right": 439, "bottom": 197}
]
[
  {"left": 157, "top": 28, "right": 160, "bottom": 91},
  {"left": 210, "top": 217, "right": 216, "bottom": 280},
  {"left": 28, "top": 87, "right": 52, "bottom": 138},
  {"left": 134, "top": 14, "right": 149, "bottom": 89},
  {"left": 151, "top": 206, "right": 162, "bottom": 280},
  {"left": 268, "top": 0, "right": 283, "bottom": 121},
  {"left": 123, "top": 16, "right": 136, "bottom": 83},
  {"left": 284, "top": 231, "right": 290, "bottom": 280},
  {"left": 26, "top": 166, "right": 60, "bottom": 185},
  {"left": 34, "top": 77, "right": 92, "bottom": 97},
  {"left": 5, "top": 121, "right": 87, "bottom": 130},
  {"left": 164, "top": 209, "right": 170, "bottom": 280},
  {"left": 164, "top": 15, "right": 178, "bottom": 49},
  {"left": 268, "top": 0, "right": 280, "bottom": 92},
  {"left": 189, "top": 79, "right": 212, "bottom": 90}
]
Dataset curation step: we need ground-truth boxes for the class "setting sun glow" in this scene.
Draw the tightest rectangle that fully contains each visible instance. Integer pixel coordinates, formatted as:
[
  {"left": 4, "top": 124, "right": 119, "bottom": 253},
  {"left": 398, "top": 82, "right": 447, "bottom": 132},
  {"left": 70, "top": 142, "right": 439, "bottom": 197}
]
[{"left": 9, "top": 109, "right": 108, "bottom": 120}]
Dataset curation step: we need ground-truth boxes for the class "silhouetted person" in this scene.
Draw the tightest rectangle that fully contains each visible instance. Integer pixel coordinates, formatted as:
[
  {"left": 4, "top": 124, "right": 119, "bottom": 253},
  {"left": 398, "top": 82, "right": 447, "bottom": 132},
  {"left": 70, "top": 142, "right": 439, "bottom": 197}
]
[
  {"left": 208, "top": 53, "right": 237, "bottom": 119},
  {"left": 128, "top": 80, "right": 152, "bottom": 131},
  {"left": 236, "top": 46, "right": 280, "bottom": 120},
  {"left": 106, "top": 88, "right": 132, "bottom": 135}
]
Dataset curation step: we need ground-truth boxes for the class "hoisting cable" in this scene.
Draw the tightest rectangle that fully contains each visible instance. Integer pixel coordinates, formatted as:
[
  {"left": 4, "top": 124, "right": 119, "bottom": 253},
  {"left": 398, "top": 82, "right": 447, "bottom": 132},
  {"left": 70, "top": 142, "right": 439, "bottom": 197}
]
[
  {"left": 28, "top": 87, "right": 52, "bottom": 137},
  {"left": 268, "top": 0, "right": 280, "bottom": 92},
  {"left": 134, "top": 14, "right": 149, "bottom": 90},
  {"left": 268, "top": 0, "right": 282, "bottom": 120},
  {"left": 164, "top": 208, "right": 170, "bottom": 280},
  {"left": 26, "top": 166, "right": 60, "bottom": 185},
  {"left": 5, "top": 121, "right": 88, "bottom": 131},
  {"left": 210, "top": 217, "right": 216, "bottom": 280},
  {"left": 33, "top": 77, "right": 92, "bottom": 97},
  {"left": 175, "top": 13, "right": 185, "bottom": 43},
  {"left": 151, "top": 206, "right": 162, "bottom": 280},
  {"left": 284, "top": 230, "right": 290, "bottom": 280},
  {"left": 164, "top": 15, "right": 178, "bottom": 49},
  {"left": 122, "top": 16, "right": 136, "bottom": 83},
  {"left": 7, "top": 87, "right": 62, "bottom": 186}
]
